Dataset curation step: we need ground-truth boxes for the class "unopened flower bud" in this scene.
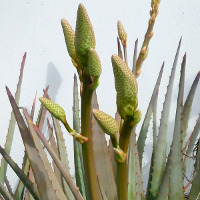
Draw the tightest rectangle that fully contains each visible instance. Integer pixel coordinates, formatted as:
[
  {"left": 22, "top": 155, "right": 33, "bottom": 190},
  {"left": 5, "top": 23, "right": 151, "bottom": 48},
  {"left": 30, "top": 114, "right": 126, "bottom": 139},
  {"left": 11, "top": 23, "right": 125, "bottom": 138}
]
[
  {"left": 61, "top": 19, "right": 76, "bottom": 60},
  {"left": 111, "top": 54, "right": 138, "bottom": 119},
  {"left": 39, "top": 97, "right": 67, "bottom": 125},
  {"left": 117, "top": 20, "right": 127, "bottom": 46},
  {"left": 75, "top": 4, "right": 95, "bottom": 64},
  {"left": 88, "top": 48, "right": 102, "bottom": 78},
  {"left": 93, "top": 109, "right": 119, "bottom": 138}
]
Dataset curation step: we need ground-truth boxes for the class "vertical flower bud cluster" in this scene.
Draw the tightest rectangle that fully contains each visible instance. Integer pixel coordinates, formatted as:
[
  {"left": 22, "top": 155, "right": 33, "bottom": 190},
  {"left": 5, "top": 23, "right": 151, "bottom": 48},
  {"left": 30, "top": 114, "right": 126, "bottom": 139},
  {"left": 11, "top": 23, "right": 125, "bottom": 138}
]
[
  {"left": 111, "top": 54, "right": 138, "bottom": 119},
  {"left": 61, "top": 19, "right": 77, "bottom": 61},
  {"left": 92, "top": 109, "right": 119, "bottom": 138},
  {"left": 75, "top": 4, "right": 96, "bottom": 64}
]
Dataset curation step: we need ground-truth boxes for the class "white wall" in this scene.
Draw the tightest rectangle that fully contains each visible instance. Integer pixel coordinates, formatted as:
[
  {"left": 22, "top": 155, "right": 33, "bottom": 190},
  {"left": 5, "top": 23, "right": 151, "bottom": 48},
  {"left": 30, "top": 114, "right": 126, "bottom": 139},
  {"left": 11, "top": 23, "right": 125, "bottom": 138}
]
[{"left": 1, "top": 0, "right": 200, "bottom": 190}]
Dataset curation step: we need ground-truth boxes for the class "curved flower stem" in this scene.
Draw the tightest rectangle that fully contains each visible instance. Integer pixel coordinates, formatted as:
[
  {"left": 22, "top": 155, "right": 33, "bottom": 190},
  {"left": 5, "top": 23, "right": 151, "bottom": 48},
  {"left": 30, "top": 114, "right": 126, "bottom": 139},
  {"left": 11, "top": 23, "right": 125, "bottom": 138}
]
[
  {"left": 81, "top": 75, "right": 101, "bottom": 200},
  {"left": 117, "top": 119, "right": 134, "bottom": 200}
]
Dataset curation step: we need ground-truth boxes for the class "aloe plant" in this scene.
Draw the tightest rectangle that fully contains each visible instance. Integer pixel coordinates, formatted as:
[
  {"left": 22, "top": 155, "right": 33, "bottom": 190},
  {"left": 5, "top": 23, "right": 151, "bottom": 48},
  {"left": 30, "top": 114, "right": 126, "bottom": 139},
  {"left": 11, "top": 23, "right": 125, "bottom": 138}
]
[{"left": 1, "top": 1, "right": 200, "bottom": 200}]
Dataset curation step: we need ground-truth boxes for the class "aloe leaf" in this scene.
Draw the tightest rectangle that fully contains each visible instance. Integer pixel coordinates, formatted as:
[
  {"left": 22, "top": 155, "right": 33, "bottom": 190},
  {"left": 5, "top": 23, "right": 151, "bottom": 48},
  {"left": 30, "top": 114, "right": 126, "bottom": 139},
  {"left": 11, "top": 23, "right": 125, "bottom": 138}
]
[
  {"left": 0, "top": 146, "right": 40, "bottom": 200},
  {"left": 168, "top": 54, "right": 186, "bottom": 200},
  {"left": 91, "top": 92, "right": 118, "bottom": 200},
  {"left": 97, "top": 176, "right": 108, "bottom": 200},
  {"left": 0, "top": 53, "right": 26, "bottom": 183},
  {"left": 138, "top": 62, "right": 164, "bottom": 163},
  {"left": 4, "top": 177, "right": 13, "bottom": 197},
  {"left": 189, "top": 137, "right": 200, "bottom": 200},
  {"left": 30, "top": 92, "right": 37, "bottom": 120},
  {"left": 128, "top": 127, "right": 137, "bottom": 200},
  {"left": 6, "top": 86, "right": 65, "bottom": 200},
  {"left": 146, "top": 91, "right": 158, "bottom": 199},
  {"left": 46, "top": 118, "right": 63, "bottom": 187},
  {"left": 184, "top": 114, "right": 200, "bottom": 173},
  {"left": 0, "top": 181, "right": 14, "bottom": 200},
  {"left": 36, "top": 86, "right": 49, "bottom": 130},
  {"left": 15, "top": 90, "right": 48, "bottom": 199},
  {"left": 135, "top": 140, "right": 145, "bottom": 200},
  {"left": 52, "top": 117, "right": 75, "bottom": 199},
  {"left": 23, "top": 109, "right": 68, "bottom": 200},
  {"left": 132, "top": 39, "right": 138, "bottom": 74},
  {"left": 14, "top": 156, "right": 30, "bottom": 200},
  {"left": 157, "top": 152, "right": 170, "bottom": 200},
  {"left": 183, "top": 71, "right": 200, "bottom": 147},
  {"left": 150, "top": 39, "right": 181, "bottom": 198},
  {"left": 30, "top": 122, "right": 84, "bottom": 200},
  {"left": 73, "top": 74, "right": 87, "bottom": 199}
]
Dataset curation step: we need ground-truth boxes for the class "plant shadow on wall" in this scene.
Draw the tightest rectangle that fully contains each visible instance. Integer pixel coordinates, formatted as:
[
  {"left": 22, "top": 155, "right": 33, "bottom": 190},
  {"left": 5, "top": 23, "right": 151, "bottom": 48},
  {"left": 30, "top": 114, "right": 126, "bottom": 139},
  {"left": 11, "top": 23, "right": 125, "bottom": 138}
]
[
  {"left": 1, "top": 1, "right": 200, "bottom": 200},
  {"left": 46, "top": 62, "right": 62, "bottom": 102}
]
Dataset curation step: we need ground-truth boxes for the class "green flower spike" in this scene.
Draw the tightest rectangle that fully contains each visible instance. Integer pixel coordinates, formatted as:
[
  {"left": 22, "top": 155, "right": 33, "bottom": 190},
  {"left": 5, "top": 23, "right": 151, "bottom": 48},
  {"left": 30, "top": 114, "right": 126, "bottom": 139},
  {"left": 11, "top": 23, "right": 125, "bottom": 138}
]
[
  {"left": 117, "top": 20, "right": 127, "bottom": 46},
  {"left": 92, "top": 109, "right": 119, "bottom": 138},
  {"left": 61, "top": 19, "right": 77, "bottom": 61},
  {"left": 75, "top": 4, "right": 95, "bottom": 65},
  {"left": 85, "top": 48, "right": 102, "bottom": 90},
  {"left": 113, "top": 146, "right": 127, "bottom": 163},
  {"left": 111, "top": 54, "right": 138, "bottom": 119}
]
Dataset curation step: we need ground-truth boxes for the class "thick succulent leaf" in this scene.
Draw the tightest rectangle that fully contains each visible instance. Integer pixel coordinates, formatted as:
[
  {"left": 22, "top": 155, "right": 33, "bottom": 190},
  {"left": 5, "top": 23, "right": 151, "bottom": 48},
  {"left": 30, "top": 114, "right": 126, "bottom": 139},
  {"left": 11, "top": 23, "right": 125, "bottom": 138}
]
[
  {"left": 150, "top": 39, "right": 181, "bottom": 198},
  {"left": 31, "top": 122, "right": 84, "bottom": 200},
  {"left": 14, "top": 156, "right": 30, "bottom": 200},
  {"left": 91, "top": 92, "right": 118, "bottom": 200},
  {"left": 36, "top": 86, "right": 49, "bottom": 130},
  {"left": 0, "top": 181, "right": 14, "bottom": 200},
  {"left": 30, "top": 92, "right": 37, "bottom": 120},
  {"left": 169, "top": 54, "right": 186, "bottom": 200},
  {"left": 145, "top": 91, "right": 158, "bottom": 199},
  {"left": 157, "top": 152, "right": 170, "bottom": 200},
  {"left": 4, "top": 177, "right": 13, "bottom": 197},
  {"left": 137, "top": 62, "right": 164, "bottom": 163},
  {"left": 184, "top": 114, "right": 200, "bottom": 173},
  {"left": 6, "top": 86, "right": 65, "bottom": 200},
  {"left": 135, "top": 144, "right": 145, "bottom": 200},
  {"left": 0, "top": 146, "right": 40, "bottom": 200},
  {"left": 183, "top": 71, "right": 200, "bottom": 147},
  {"left": 73, "top": 74, "right": 87, "bottom": 199},
  {"left": 46, "top": 118, "right": 63, "bottom": 187},
  {"left": 189, "top": 137, "right": 200, "bottom": 200},
  {"left": 128, "top": 128, "right": 137, "bottom": 200},
  {"left": 0, "top": 53, "right": 26, "bottom": 183},
  {"left": 52, "top": 117, "right": 75, "bottom": 199},
  {"left": 97, "top": 176, "right": 108, "bottom": 200},
  {"left": 23, "top": 110, "right": 68, "bottom": 200}
]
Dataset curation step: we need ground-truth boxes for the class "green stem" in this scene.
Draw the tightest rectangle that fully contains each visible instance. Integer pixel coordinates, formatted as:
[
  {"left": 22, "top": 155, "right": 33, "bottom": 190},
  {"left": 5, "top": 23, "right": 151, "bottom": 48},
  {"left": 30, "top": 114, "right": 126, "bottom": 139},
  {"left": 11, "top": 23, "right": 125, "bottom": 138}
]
[
  {"left": 81, "top": 76, "right": 101, "bottom": 200},
  {"left": 117, "top": 119, "right": 134, "bottom": 200}
]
